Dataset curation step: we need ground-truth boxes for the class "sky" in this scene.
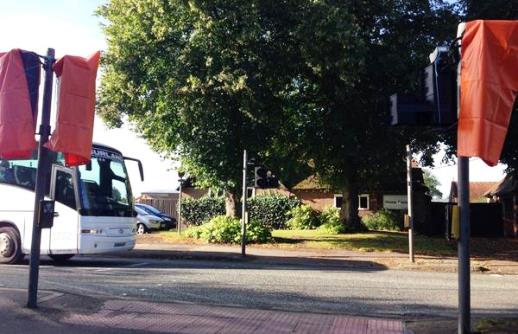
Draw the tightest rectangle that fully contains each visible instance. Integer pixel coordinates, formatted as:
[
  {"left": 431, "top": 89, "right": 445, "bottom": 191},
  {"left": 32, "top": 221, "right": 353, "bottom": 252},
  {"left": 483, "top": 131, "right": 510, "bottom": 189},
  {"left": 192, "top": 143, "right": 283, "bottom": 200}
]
[
  {"left": 0, "top": 0, "right": 179, "bottom": 195},
  {"left": 0, "top": 0, "right": 507, "bottom": 198}
]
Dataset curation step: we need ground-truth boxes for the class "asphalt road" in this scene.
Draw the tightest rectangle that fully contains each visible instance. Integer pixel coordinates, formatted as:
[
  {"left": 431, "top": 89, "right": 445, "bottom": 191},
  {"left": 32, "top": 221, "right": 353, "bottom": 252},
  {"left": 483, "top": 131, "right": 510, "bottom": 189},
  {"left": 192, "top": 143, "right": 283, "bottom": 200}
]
[{"left": 1, "top": 255, "right": 517, "bottom": 319}]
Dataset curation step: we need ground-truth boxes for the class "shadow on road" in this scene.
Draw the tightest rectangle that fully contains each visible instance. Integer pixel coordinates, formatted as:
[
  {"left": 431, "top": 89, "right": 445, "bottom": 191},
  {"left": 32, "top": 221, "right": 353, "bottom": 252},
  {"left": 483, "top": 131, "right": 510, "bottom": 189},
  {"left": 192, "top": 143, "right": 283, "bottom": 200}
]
[{"left": 21, "top": 251, "right": 390, "bottom": 272}]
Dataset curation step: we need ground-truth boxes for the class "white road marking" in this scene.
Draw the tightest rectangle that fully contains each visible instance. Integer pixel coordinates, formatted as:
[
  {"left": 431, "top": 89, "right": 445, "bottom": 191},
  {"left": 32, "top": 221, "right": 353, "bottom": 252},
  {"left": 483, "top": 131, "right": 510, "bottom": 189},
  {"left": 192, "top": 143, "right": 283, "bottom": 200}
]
[{"left": 126, "top": 262, "right": 149, "bottom": 268}]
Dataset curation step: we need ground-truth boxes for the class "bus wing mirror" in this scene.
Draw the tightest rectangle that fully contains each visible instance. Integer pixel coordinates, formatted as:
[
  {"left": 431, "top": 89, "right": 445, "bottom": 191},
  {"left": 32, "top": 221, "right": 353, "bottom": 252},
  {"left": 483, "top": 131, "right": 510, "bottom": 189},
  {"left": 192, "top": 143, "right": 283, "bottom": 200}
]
[{"left": 123, "top": 156, "right": 144, "bottom": 181}]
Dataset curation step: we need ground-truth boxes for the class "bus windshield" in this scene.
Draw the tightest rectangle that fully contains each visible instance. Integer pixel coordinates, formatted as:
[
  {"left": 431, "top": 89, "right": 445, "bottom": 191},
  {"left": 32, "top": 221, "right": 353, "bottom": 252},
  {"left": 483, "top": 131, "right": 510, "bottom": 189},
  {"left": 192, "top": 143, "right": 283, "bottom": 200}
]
[{"left": 77, "top": 148, "right": 134, "bottom": 217}]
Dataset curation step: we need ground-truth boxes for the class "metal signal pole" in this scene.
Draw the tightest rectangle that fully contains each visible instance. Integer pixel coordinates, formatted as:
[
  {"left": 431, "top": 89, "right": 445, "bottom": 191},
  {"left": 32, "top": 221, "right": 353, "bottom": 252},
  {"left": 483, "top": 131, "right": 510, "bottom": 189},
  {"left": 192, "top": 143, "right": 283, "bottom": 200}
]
[
  {"left": 27, "top": 48, "right": 55, "bottom": 309},
  {"left": 456, "top": 22, "right": 471, "bottom": 334},
  {"left": 241, "top": 150, "right": 247, "bottom": 256},
  {"left": 406, "top": 144, "right": 415, "bottom": 263}
]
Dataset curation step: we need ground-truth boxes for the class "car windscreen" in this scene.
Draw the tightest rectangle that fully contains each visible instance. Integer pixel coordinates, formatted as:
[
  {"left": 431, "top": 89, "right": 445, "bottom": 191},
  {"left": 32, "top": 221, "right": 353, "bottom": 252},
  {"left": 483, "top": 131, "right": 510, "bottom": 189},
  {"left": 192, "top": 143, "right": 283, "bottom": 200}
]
[
  {"left": 138, "top": 204, "right": 161, "bottom": 215},
  {"left": 77, "top": 149, "right": 133, "bottom": 217}
]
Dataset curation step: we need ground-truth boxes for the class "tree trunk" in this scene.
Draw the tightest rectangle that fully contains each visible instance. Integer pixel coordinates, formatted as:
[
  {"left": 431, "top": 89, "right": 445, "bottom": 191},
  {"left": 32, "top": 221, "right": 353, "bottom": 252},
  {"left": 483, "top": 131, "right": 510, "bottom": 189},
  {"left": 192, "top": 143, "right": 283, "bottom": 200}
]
[
  {"left": 339, "top": 183, "right": 363, "bottom": 232},
  {"left": 224, "top": 191, "right": 238, "bottom": 218}
]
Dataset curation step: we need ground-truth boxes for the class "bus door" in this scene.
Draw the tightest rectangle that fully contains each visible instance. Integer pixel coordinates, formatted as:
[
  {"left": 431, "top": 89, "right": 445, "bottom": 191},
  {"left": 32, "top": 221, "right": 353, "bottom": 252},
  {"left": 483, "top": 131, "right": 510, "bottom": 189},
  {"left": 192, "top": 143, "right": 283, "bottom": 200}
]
[{"left": 49, "top": 165, "right": 79, "bottom": 254}]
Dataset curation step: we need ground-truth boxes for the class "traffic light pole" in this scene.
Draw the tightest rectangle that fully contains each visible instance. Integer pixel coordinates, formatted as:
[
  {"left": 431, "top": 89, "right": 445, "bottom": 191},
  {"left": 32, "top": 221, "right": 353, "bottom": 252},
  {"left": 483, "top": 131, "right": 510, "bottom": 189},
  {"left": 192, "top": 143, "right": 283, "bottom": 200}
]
[
  {"left": 458, "top": 157, "right": 470, "bottom": 334},
  {"left": 177, "top": 179, "right": 182, "bottom": 235},
  {"left": 241, "top": 150, "right": 247, "bottom": 256},
  {"left": 27, "top": 48, "right": 55, "bottom": 309},
  {"left": 456, "top": 24, "right": 471, "bottom": 333},
  {"left": 406, "top": 144, "right": 415, "bottom": 263}
]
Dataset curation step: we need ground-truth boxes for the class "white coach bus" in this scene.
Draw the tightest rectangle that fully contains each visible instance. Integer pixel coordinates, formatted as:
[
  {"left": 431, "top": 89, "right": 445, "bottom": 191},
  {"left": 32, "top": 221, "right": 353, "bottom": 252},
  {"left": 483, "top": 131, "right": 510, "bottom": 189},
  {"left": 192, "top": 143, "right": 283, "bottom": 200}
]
[{"left": 0, "top": 143, "right": 142, "bottom": 264}]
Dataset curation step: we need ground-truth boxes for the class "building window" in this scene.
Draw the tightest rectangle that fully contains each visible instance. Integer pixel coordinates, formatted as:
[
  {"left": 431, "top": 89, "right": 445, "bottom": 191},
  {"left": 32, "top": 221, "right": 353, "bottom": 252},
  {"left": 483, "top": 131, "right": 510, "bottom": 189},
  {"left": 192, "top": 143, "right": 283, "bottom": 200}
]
[
  {"left": 334, "top": 194, "right": 343, "bottom": 208},
  {"left": 358, "top": 194, "right": 369, "bottom": 210},
  {"left": 246, "top": 187, "right": 256, "bottom": 199},
  {"left": 334, "top": 194, "right": 369, "bottom": 210}
]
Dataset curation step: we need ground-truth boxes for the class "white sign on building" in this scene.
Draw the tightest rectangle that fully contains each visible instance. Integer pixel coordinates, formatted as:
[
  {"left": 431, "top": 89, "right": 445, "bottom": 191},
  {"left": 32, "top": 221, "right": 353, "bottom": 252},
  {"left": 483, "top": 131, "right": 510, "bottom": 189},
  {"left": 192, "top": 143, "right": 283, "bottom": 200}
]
[{"left": 383, "top": 195, "right": 408, "bottom": 210}]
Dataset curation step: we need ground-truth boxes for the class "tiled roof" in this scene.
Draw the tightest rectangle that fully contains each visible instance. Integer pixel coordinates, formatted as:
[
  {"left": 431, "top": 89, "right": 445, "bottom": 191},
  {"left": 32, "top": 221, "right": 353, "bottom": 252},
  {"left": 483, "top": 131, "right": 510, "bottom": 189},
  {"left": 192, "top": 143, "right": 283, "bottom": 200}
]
[
  {"left": 292, "top": 175, "right": 330, "bottom": 190},
  {"left": 450, "top": 181, "right": 500, "bottom": 202},
  {"left": 469, "top": 182, "right": 500, "bottom": 202}
]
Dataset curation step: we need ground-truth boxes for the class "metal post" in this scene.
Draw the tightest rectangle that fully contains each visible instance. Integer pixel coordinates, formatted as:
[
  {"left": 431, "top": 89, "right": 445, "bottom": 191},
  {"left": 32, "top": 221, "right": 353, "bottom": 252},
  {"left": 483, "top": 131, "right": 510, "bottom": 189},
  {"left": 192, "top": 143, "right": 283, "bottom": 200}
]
[
  {"left": 406, "top": 144, "right": 415, "bottom": 263},
  {"left": 177, "top": 179, "right": 182, "bottom": 235},
  {"left": 27, "top": 48, "right": 55, "bottom": 309},
  {"left": 458, "top": 158, "right": 471, "bottom": 334},
  {"left": 454, "top": 23, "right": 471, "bottom": 333},
  {"left": 241, "top": 150, "right": 247, "bottom": 256}
]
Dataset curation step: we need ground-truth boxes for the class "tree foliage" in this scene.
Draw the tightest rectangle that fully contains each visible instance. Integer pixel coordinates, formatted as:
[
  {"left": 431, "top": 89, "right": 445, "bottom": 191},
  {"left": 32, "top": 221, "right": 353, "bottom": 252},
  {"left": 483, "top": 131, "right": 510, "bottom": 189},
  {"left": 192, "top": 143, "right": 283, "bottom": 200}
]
[
  {"left": 97, "top": 0, "right": 460, "bottom": 225},
  {"left": 97, "top": 0, "right": 302, "bottom": 215},
  {"left": 423, "top": 170, "right": 443, "bottom": 199},
  {"left": 266, "top": 1, "right": 460, "bottom": 229}
]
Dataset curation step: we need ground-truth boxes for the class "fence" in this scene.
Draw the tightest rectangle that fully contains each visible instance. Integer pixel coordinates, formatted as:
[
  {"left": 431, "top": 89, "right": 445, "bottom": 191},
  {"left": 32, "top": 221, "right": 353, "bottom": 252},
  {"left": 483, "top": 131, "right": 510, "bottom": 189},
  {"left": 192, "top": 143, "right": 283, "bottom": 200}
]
[
  {"left": 137, "top": 195, "right": 179, "bottom": 221},
  {"left": 428, "top": 202, "right": 503, "bottom": 238}
]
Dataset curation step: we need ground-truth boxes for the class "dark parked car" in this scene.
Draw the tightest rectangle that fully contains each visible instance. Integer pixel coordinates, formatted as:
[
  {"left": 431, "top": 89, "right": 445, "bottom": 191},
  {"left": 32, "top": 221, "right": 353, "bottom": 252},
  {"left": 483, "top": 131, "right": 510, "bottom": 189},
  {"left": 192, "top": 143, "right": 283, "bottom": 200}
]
[{"left": 135, "top": 203, "right": 176, "bottom": 229}]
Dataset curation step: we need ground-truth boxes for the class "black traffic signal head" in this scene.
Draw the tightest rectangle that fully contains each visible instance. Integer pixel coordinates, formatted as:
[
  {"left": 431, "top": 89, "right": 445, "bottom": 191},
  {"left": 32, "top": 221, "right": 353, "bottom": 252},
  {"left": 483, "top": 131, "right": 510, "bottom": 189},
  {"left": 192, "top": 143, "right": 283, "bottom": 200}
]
[
  {"left": 254, "top": 166, "right": 279, "bottom": 188},
  {"left": 423, "top": 47, "right": 457, "bottom": 126},
  {"left": 254, "top": 166, "right": 268, "bottom": 188},
  {"left": 267, "top": 174, "right": 279, "bottom": 188},
  {"left": 390, "top": 45, "right": 458, "bottom": 127},
  {"left": 390, "top": 94, "right": 433, "bottom": 125}
]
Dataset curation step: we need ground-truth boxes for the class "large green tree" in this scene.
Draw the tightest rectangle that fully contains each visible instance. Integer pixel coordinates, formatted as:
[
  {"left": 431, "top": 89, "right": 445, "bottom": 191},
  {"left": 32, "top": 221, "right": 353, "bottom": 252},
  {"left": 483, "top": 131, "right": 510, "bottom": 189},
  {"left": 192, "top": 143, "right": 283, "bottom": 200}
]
[
  {"left": 97, "top": 0, "right": 304, "bottom": 216},
  {"left": 266, "top": 1, "right": 459, "bottom": 230},
  {"left": 97, "top": 0, "right": 459, "bottom": 226}
]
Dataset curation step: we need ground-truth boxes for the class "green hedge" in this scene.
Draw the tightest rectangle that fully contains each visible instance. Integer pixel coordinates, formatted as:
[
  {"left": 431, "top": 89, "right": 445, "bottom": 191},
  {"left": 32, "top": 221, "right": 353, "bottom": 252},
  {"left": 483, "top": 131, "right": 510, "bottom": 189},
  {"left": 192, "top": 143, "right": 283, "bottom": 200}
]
[
  {"left": 286, "top": 204, "right": 320, "bottom": 230},
  {"left": 180, "top": 197, "right": 225, "bottom": 226},
  {"left": 180, "top": 194, "right": 299, "bottom": 228},
  {"left": 185, "top": 215, "right": 271, "bottom": 244},
  {"left": 362, "top": 209, "right": 403, "bottom": 232},
  {"left": 317, "top": 207, "right": 346, "bottom": 234},
  {"left": 248, "top": 195, "right": 300, "bottom": 229}
]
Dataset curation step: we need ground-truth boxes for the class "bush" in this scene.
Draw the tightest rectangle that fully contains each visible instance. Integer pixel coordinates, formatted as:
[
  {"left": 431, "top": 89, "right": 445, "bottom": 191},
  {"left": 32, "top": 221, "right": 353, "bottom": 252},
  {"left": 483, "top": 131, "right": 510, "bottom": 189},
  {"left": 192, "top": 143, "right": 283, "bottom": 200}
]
[
  {"left": 317, "top": 207, "right": 346, "bottom": 234},
  {"left": 286, "top": 205, "right": 320, "bottom": 230},
  {"left": 248, "top": 195, "right": 300, "bottom": 229},
  {"left": 362, "top": 209, "right": 403, "bottom": 232},
  {"left": 185, "top": 215, "right": 271, "bottom": 244},
  {"left": 183, "top": 225, "right": 204, "bottom": 239},
  {"left": 246, "top": 219, "right": 272, "bottom": 243},
  {"left": 180, "top": 197, "right": 225, "bottom": 226},
  {"left": 201, "top": 215, "right": 242, "bottom": 243}
]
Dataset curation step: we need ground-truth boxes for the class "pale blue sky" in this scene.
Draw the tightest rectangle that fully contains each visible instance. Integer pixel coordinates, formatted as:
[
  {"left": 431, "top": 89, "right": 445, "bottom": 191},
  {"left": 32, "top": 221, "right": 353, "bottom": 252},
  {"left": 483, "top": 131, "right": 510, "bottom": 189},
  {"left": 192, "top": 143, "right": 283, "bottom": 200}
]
[
  {"left": 0, "top": 0, "right": 179, "bottom": 195},
  {"left": 0, "top": 1, "right": 506, "bottom": 198}
]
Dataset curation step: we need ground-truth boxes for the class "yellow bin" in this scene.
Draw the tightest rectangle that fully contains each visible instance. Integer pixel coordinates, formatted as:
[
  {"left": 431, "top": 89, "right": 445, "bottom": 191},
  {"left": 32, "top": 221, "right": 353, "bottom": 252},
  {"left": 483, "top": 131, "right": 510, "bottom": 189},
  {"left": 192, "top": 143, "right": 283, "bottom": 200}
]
[{"left": 451, "top": 205, "right": 460, "bottom": 239}]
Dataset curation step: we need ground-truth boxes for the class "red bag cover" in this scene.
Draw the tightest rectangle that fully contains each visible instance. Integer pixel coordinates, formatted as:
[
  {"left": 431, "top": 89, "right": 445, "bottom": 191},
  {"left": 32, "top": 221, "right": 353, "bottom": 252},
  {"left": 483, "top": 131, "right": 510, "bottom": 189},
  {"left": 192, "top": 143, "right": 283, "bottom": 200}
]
[
  {"left": 458, "top": 20, "right": 518, "bottom": 166},
  {"left": 0, "top": 49, "right": 37, "bottom": 158},
  {"left": 46, "top": 51, "right": 100, "bottom": 166}
]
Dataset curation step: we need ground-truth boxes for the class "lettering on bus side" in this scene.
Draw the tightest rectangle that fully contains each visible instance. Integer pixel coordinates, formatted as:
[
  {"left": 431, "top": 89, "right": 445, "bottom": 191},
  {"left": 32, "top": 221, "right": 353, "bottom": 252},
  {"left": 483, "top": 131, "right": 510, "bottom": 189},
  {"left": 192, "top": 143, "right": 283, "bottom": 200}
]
[{"left": 91, "top": 149, "right": 123, "bottom": 162}]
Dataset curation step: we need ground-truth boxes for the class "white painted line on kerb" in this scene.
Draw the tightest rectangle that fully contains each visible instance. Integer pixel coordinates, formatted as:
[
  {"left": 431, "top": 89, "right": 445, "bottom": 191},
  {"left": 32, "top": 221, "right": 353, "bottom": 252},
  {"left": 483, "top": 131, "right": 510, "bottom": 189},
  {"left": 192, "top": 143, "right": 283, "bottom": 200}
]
[
  {"left": 93, "top": 262, "right": 149, "bottom": 272},
  {"left": 126, "top": 262, "right": 149, "bottom": 268}
]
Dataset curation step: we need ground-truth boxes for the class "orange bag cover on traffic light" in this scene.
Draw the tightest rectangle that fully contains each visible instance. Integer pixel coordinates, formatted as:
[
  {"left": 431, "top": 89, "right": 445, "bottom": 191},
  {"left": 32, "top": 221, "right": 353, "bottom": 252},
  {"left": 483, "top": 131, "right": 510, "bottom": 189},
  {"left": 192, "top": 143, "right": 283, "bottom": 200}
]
[
  {"left": 46, "top": 51, "right": 100, "bottom": 166},
  {"left": 0, "top": 49, "right": 38, "bottom": 158},
  {"left": 458, "top": 20, "right": 518, "bottom": 166}
]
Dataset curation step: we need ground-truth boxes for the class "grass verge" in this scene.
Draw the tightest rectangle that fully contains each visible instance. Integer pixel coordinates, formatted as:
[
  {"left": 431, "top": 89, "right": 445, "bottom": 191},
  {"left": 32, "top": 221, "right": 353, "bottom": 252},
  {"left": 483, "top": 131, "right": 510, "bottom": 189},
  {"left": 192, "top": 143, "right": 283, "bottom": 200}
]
[
  {"left": 270, "top": 230, "right": 457, "bottom": 256},
  {"left": 143, "top": 229, "right": 518, "bottom": 259}
]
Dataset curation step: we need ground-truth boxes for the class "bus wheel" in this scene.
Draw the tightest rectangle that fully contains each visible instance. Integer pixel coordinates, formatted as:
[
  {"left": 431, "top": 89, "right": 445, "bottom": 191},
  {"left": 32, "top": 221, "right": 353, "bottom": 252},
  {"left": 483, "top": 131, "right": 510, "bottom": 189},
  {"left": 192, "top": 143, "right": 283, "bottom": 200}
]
[
  {"left": 0, "top": 227, "right": 23, "bottom": 264},
  {"left": 49, "top": 254, "right": 74, "bottom": 263},
  {"left": 136, "top": 223, "right": 147, "bottom": 235}
]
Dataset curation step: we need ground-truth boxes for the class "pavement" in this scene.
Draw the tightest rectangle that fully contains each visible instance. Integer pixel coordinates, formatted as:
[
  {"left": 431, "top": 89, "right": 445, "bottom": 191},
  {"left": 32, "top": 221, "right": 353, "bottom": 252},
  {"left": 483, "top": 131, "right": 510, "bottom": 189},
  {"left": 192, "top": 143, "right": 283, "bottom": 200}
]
[{"left": 0, "top": 287, "right": 408, "bottom": 334}]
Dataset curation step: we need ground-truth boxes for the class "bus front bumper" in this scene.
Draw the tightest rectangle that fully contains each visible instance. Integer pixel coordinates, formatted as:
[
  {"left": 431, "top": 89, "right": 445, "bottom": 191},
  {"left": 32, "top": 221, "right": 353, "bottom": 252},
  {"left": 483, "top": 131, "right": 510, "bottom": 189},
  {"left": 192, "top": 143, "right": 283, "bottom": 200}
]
[{"left": 79, "top": 235, "right": 136, "bottom": 254}]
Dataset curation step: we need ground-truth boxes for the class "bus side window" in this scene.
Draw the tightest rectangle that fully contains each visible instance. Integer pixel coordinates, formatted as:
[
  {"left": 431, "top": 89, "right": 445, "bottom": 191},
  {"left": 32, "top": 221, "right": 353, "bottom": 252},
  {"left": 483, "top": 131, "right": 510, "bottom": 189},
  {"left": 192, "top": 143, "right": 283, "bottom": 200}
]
[
  {"left": 0, "top": 160, "right": 15, "bottom": 185},
  {"left": 13, "top": 165, "right": 36, "bottom": 189},
  {"left": 55, "top": 171, "right": 76, "bottom": 209}
]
